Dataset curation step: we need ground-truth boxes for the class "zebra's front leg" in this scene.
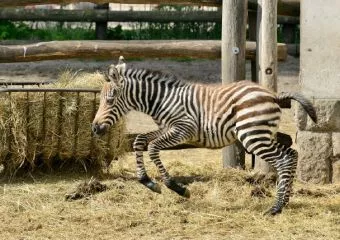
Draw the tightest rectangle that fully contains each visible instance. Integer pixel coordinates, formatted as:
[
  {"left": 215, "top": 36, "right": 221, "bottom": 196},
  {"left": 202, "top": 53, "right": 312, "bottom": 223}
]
[
  {"left": 133, "top": 130, "right": 163, "bottom": 194},
  {"left": 147, "top": 127, "right": 193, "bottom": 198}
]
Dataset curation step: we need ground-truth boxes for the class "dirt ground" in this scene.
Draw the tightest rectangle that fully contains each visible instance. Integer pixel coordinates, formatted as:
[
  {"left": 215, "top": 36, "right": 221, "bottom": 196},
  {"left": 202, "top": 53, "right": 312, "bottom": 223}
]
[{"left": 3, "top": 57, "right": 337, "bottom": 240}]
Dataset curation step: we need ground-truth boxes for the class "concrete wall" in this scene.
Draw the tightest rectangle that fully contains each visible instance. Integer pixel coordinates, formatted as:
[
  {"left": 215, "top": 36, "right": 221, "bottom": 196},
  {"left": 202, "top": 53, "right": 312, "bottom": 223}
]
[
  {"left": 300, "top": 0, "right": 340, "bottom": 99},
  {"left": 297, "top": 0, "right": 340, "bottom": 183}
]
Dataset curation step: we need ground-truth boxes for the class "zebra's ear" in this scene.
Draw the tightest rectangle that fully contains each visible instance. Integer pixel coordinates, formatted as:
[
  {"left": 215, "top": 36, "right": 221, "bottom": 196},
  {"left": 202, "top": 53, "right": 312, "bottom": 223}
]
[
  {"left": 116, "top": 55, "right": 126, "bottom": 75},
  {"left": 105, "top": 64, "right": 121, "bottom": 86}
]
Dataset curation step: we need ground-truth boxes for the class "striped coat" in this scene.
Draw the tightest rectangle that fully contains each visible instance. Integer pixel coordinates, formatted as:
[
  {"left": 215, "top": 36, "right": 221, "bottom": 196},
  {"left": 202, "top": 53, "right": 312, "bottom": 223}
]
[{"left": 92, "top": 57, "right": 317, "bottom": 215}]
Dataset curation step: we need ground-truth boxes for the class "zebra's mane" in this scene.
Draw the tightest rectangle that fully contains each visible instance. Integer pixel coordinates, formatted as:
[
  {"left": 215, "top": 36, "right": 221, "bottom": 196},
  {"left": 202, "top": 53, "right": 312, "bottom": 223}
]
[{"left": 124, "top": 67, "right": 187, "bottom": 87}]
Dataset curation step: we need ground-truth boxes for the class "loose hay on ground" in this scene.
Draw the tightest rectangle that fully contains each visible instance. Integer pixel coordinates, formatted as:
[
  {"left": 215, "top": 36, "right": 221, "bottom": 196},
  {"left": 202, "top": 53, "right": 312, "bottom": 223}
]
[
  {"left": 1, "top": 151, "right": 339, "bottom": 240},
  {"left": 0, "top": 71, "right": 128, "bottom": 176},
  {"left": 65, "top": 177, "right": 108, "bottom": 201}
]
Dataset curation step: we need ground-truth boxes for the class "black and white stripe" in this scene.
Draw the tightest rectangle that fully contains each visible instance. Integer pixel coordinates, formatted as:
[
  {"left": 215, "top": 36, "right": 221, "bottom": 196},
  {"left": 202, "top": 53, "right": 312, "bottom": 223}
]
[{"left": 92, "top": 57, "right": 317, "bottom": 215}]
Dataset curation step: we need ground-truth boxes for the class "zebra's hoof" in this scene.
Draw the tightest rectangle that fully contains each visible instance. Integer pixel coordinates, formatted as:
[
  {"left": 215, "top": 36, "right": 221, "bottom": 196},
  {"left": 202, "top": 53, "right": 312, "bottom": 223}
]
[
  {"left": 165, "top": 179, "right": 190, "bottom": 198},
  {"left": 146, "top": 181, "right": 162, "bottom": 194},
  {"left": 182, "top": 188, "right": 191, "bottom": 198},
  {"left": 139, "top": 176, "right": 162, "bottom": 194},
  {"left": 264, "top": 207, "right": 282, "bottom": 216}
]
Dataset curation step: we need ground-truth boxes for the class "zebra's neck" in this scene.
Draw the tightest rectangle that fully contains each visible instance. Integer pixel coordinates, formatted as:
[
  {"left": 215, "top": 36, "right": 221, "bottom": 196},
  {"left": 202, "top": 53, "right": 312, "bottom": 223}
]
[{"left": 121, "top": 68, "right": 187, "bottom": 117}]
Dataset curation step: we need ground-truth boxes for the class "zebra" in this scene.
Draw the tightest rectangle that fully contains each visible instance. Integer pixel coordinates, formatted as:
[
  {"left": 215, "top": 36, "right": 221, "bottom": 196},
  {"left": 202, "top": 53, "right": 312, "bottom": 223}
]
[{"left": 92, "top": 56, "right": 317, "bottom": 215}]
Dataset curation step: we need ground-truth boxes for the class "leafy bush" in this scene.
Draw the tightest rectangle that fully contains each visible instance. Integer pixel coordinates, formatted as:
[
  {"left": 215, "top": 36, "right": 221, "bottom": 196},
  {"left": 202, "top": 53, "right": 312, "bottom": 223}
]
[{"left": 0, "top": 5, "right": 222, "bottom": 41}]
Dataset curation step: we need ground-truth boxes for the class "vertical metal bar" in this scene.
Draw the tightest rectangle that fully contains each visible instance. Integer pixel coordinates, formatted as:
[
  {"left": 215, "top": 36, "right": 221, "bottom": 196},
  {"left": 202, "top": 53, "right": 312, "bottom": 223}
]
[
  {"left": 105, "top": 125, "right": 113, "bottom": 163},
  {"left": 26, "top": 92, "right": 30, "bottom": 151},
  {"left": 90, "top": 92, "right": 97, "bottom": 157},
  {"left": 73, "top": 92, "right": 81, "bottom": 158},
  {"left": 41, "top": 92, "right": 47, "bottom": 147},
  {"left": 7, "top": 92, "right": 12, "bottom": 154},
  {"left": 57, "top": 92, "right": 64, "bottom": 153}
]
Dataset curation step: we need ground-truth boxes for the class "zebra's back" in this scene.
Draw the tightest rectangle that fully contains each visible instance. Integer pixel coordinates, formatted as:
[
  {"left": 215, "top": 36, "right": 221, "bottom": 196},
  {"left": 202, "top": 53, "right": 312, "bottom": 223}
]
[{"left": 188, "top": 81, "right": 280, "bottom": 149}]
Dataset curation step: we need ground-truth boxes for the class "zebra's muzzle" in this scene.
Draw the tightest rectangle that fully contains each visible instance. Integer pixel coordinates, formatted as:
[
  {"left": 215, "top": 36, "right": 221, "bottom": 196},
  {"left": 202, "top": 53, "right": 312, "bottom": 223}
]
[{"left": 92, "top": 123, "right": 108, "bottom": 136}]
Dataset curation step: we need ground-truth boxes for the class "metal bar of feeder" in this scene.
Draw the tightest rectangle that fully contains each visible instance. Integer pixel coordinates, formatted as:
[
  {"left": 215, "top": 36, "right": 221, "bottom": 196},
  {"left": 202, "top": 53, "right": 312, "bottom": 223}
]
[
  {"left": 0, "top": 88, "right": 100, "bottom": 93},
  {"left": 0, "top": 81, "right": 54, "bottom": 87},
  {"left": 73, "top": 92, "right": 81, "bottom": 158},
  {"left": 26, "top": 92, "right": 30, "bottom": 147},
  {"left": 90, "top": 92, "right": 98, "bottom": 157},
  {"left": 41, "top": 92, "right": 47, "bottom": 147},
  {"left": 57, "top": 92, "right": 64, "bottom": 153}
]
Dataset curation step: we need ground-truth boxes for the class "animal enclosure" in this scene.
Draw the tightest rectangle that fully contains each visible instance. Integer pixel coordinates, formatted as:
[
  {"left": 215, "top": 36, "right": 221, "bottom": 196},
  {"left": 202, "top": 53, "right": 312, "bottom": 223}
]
[{"left": 1, "top": 0, "right": 339, "bottom": 239}]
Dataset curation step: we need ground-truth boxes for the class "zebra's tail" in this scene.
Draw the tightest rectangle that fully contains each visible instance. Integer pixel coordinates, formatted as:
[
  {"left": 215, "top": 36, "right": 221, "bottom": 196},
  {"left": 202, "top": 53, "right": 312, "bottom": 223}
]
[{"left": 276, "top": 92, "right": 318, "bottom": 123}]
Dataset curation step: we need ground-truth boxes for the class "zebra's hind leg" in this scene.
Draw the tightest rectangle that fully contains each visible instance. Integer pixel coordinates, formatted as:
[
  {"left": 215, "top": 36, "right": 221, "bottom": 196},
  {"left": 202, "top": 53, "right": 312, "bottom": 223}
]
[
  {"left": 147, "top": 126, "right": 193, "bottom": 198},
  {"left": 250, "top": 141, "right": 297, "bottom": 215},
  {"left": 133, "top": 130, "right": 164, "bottom": 194},
  {"left": 283, "top": 148, "right": 298, "bottom": 206}
]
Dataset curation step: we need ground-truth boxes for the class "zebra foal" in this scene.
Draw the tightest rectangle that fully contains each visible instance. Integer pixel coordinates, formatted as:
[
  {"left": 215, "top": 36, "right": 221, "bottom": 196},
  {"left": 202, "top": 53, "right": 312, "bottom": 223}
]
[{"left": 92, "top": 56, "right": 317, "bottom": 215}]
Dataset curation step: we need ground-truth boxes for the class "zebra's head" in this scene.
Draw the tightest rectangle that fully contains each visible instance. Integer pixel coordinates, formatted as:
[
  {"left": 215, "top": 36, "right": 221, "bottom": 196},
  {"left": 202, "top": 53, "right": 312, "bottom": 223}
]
[{"left": 92, "top": 56, "right": 126, "bottom": 136}]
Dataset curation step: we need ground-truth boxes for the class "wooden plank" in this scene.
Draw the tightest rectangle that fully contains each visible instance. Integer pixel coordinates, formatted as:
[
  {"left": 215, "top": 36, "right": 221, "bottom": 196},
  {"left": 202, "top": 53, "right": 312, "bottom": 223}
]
[
  {"left": 0, "top": 8, "right": 299, "bottom": 24},
  {"left": 255, "top": 0, "right": 278, "bottom": 174},
  {"left": 0, "top": 0, "right": 222, "bottom": 8},
  {"left": 0, "top": 0, "right": 300, "bottom": 16},
  {"left": 0, "top": 40, "right": 287, "bottom": 63},
  {"left": 221, "top": 0, "right": 247, "bottom": 169},
  {"left": 248, "top": 0, "right": 300, "bottom": 17},
  {"left": 0, "top": 9, "right": 220, "bottom": 23},
  {"left": 94, "top": 3, "right": 109, "bottom": 40}
]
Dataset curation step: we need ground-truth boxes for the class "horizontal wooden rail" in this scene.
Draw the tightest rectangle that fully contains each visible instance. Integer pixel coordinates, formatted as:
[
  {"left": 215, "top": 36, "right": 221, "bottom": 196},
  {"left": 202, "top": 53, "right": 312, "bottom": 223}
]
[
  {"left": 248, "top": 0, "right": 300, "bottom": 16},
  {"left": 0, "top": 0, "right": 301, "bottom": 14},
  {"left": 0, "top": 0, "right": 300, "bottom": 16},
  {"left": 0, "top": 0, "right": 222, "bottom": 8},
  {"left": 0, "top": 9, "right": 219, "bottom": 23},
  {"left": 0, "top": 8, "right": 299, "bottom": 24},
  {"left": 0, "top": 40, "right": 287, "bottom": 63}
]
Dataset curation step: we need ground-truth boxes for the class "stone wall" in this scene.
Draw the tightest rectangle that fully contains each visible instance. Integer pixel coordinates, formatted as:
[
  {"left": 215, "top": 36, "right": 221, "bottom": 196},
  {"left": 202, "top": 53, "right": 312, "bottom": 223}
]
[
  {"left": 296, "top": 101, "right": 340, "bottom": 183},
  {"left": 297, "top": 0, "right": 340, "bottom": 184}
]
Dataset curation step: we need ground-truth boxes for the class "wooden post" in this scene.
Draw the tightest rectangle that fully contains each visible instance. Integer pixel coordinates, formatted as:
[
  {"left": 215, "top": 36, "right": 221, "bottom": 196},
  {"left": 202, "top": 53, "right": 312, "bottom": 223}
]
[
  {"left": 221, "top": 0, "right": 247, "bottom": 168},
  {"left": 282, "top": 23, "right": 296, "bottom": 43},
  {"left": 248, "top": 10, "right": 257, "bottom": 169},
  {"left": 255, "top": 0, "right": 278, "bottom": 173},
  {"left": 248, "top": 11, "right": 257, "bottom": 83},
  {"left": 95, "top": 3, "right": 109, "bottom": 40}
]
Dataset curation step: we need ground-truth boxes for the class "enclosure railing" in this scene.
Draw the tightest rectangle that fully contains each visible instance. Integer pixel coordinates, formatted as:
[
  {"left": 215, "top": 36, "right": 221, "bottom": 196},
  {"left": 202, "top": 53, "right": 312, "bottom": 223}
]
[
  {"left": 0, "top": 8, "right": 299, "bottom": 24},
  {"left": 0, "top": 0, "right": 300, "bottom": 17}
]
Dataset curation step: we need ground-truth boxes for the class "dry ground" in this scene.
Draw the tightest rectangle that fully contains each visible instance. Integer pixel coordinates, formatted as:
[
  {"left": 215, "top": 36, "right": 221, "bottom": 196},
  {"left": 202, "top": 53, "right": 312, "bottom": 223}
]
[
  {"left": 1, "top": 152, "right": 340, "bottom": 240},
  {"left": 1, "top": 57, "right": 340, "bottom": 239}
]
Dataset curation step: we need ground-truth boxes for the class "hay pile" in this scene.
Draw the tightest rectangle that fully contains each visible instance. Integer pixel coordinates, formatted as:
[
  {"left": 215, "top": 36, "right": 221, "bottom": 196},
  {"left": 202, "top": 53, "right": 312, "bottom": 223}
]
[
  {"left": 0, "top": 71, "right": 127, "bottom": 176},
  {"left": 65, "top": 177, "right": 108, "bottom": 201}
]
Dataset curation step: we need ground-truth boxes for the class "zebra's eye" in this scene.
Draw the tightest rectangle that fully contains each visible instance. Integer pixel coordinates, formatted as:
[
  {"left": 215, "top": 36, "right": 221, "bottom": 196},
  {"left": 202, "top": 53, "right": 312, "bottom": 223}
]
[{"left": 106, "top": 97, "right": 114, "bottom": 105}]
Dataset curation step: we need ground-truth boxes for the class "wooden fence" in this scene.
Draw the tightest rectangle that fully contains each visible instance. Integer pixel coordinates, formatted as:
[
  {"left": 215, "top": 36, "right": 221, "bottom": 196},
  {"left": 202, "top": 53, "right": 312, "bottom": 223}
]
[
  {"left": 0, "top": 40, "right": 287, "bottom": 63},
  {"left": 0, "top": 0, "right": 300, "bottom": 17},
  {"left": 0, "top": 0, "right": 299, "bottom": 171},
  {"left": 0, "top": 8, "right": 299, "bottom": 24}
]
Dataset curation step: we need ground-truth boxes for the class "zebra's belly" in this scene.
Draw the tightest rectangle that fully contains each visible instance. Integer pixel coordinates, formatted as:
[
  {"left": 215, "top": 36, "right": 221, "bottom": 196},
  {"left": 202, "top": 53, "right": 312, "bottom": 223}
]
[{"left": 191, "top": 125, "right": 236, "bottom": 149}]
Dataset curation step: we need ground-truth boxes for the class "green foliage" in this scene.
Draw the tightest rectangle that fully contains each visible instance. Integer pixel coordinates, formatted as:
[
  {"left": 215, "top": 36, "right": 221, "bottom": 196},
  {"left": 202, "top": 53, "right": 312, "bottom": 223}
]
[
  {"left": 0, "top": 5, "right": 221, "bottom": 41},
  {"left": 0, "top": 20, "right": 32, "bottom": 40},
  {"left": 0, "top": 20, "right": 96, "bottom": 40}
]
